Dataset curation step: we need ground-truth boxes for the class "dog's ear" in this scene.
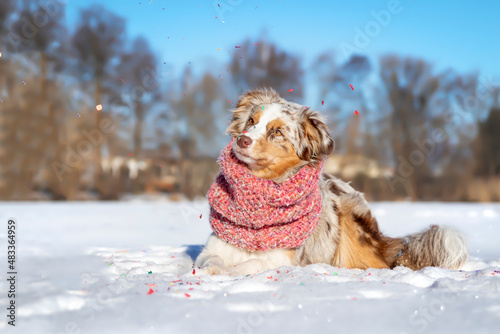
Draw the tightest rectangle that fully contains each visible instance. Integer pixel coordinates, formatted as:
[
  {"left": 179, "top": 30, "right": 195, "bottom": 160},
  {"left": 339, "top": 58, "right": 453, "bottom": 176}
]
[
  {"left": 297, "top": 108, "right": 334, "bottom": 162},
  {"left": 225, "top": 88, "right": 284, "bottom": 137}
]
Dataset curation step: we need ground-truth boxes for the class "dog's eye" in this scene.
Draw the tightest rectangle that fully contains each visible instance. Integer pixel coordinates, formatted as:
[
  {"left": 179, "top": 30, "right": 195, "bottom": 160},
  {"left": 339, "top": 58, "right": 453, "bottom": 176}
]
[
  {"left": 248, "top": 117, "right": 254, "bottom": 125},
  {"left": 273, "top": 130, "right": 282, "bottom": 136}
]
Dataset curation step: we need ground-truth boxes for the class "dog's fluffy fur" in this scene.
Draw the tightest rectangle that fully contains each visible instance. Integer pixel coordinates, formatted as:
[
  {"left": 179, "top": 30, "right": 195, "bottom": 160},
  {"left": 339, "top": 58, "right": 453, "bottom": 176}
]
[{"left": 195, "top": 88, "right": 468, "bottom": 275}]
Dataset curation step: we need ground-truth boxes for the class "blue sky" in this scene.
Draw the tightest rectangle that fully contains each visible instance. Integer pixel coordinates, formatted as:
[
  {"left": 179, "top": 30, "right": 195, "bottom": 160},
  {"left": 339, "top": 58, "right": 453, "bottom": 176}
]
[{"left": 65, "top": 0, "right": 500, "bottom": 102}]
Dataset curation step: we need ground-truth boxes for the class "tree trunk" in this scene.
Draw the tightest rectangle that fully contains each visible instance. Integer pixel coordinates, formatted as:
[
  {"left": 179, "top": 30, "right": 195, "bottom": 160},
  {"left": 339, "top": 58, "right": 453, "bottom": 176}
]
[
  {"left": 133, "top": 102, "right": 143, "bottom": 158},
  {"left": 94, "top": 76, "right": 103, "bottom": 195}
]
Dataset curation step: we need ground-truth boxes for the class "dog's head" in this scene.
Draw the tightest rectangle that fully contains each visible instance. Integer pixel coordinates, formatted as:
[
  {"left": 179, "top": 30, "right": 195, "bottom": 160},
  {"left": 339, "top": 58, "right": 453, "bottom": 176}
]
[{"left": 226, "top": 88, "right": 334, "bottom": 180}]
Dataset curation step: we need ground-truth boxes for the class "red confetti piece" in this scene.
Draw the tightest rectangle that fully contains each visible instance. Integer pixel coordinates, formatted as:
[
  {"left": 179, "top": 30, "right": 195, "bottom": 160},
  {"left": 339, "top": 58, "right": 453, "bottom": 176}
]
[
  {"left": 321, "top": 101, "right": 324, "bottom": 106},
  {"left": 120, "top": 78, "right": 126, "bottom": 84},
  {"left": 192, "top": 269, "right": 196, "bottom": 275},
  {"left": 185, "top": 293, "right": 191, "bottom": 297},
  {"left": 147, "top": 288, "right": 154, "bottom": 295},
  {"left": 228, "top": 99, "right": 232, "bottom": 103},
  {"left": 288, "top": 89, "right": 293, "bottom": 92},
  {"left": 349, "top": 84, "right": 354, "bottom": 90},
  {"left": 128, "top": 153, "right": 131, "bottom": 156},
  {"left": 355, "top": 110, "right": 359, "bottom": 115},
  {"left": 267, "top": 276, "right": 272, "bottom": 279},
  {"left": 235, "top": 46, "right": 241, "bottom": 48},
  {"left": 254, "top": 43, "right": 259, "bottom": 45},
  {"left": 199, "top": 214, "right": 202, "bottom": 219}
]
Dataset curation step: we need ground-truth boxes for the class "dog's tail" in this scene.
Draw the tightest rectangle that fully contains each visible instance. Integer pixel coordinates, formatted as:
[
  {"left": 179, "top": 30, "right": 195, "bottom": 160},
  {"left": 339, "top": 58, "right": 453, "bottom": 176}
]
[{"left": 388, "top": 225, "right": 468, "bottom": 270}]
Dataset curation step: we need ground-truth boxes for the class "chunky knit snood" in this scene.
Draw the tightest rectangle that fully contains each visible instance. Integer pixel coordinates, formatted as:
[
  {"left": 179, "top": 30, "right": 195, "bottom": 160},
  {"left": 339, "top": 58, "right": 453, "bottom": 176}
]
[{"left": 208, "top": 139, "right": 324, "bottom": 251}]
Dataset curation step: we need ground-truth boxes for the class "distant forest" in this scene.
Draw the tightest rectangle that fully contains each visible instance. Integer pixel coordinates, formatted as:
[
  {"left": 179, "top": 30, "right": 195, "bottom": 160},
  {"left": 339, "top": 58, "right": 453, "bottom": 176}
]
[{"left": 1, "top": 1, "right": 499, "bottom": 201}]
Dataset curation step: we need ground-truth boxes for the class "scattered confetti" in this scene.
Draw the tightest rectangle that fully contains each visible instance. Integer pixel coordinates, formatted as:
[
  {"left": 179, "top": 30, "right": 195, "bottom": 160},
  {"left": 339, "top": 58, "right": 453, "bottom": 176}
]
[
  {"left": 235, "top": 46, "right": 241, "bottom": 48},
  {"left": 262, "top": 106, "right": 265, "bottom": 110},
  {"left": 120, "top": 78, "right": 126, "bottom": 84},
  {"left": 321, "top": 100, "right": 324, "bottom": 106},
  {"left": 349, "top": 84, "right": 354, "bottom": 90},
  {"left": 192, "top": 269, "right": 196, "bottom": 275},
  {"left": 288, "top": 88, "right": 293, "bottom": 92},
  {"left": 147, "top": 288, "right": 154, "bottom": 295},
  {"left": 199, "top": 214, "right": 202, "bottom": 219},
  {"left": 185, "top": 293, "right": 191, "bottom": 298},
  {"left": 300, "top": 282, "right": 305, "bottom": 286},
  {"left": 128, "top": 153, "right": 131, "bottom": 156},
  {"left": 254, "top": 43, "right": 259, "bottom": 45},
  {"left": 228, "top": 99, "right": 232, "bottom": 103},
  {"left": 355, "top": 110, "right": 359, "bottom": 115},
  {"left": 23, "top": 81, "right": 26, "bottom": 85},
  {"left": 148, "top": 271, "right": 152, "bottom": 274},
  {"left": 96, "top": 104, "right": 103, "bottom": 111}
]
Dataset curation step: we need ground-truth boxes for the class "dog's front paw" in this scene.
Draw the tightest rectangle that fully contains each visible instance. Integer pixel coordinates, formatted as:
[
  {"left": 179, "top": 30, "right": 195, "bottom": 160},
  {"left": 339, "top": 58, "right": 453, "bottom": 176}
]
[{"left": 201, "top": 264, "right": 229, "bottom": 276}]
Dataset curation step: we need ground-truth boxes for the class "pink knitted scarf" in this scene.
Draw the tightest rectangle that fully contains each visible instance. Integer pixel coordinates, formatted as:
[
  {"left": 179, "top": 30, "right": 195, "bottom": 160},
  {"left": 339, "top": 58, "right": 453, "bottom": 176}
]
[{"left": 208, "top": 139, "right": 324, "bottom": 251}]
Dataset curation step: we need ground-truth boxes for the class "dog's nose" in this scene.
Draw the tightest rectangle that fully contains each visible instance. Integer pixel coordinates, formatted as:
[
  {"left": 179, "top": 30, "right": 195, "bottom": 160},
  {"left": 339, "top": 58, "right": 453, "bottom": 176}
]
[{"left": 237, "top": 135, "right": 252, "bottom": 148}]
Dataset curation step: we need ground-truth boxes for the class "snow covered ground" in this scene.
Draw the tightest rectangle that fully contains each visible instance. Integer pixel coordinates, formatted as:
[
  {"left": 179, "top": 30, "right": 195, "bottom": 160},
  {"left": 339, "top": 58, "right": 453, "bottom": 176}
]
[{"left": 0, "top": 200, "right": 499, "bottom": 333}]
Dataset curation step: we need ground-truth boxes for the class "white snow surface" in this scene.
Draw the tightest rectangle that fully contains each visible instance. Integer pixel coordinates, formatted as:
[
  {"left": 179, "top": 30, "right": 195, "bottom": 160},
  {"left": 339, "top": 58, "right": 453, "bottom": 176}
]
[{"left": 0, "top": 201, "right": 499, "bottom": 333}]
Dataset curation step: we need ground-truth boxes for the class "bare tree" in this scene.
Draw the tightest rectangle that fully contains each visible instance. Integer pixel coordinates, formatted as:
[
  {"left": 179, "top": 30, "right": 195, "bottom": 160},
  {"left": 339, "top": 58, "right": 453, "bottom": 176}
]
[
  {"left": 379, "top": 56, "right": 442, "bottom": 200},
  {"left": 230, "top": 38, "right": 304, "bottom": 100},
  {"left": 3, "top": 0, "right": 67, "bottom": 199},
  {"left": 475, "top": 89, "right": 500, "bottom": 177},
  {"left": 312, "top": 54, "right": 374, "bottom": 157},
  {"left": 71, "top": 5, "right": 126, "bottom": 194},
  {"left": 117, "top": 36, "right": 159, "bottom": 158},
  {"left": 173, "top": 69, "right": 224, "bottom": 158}
]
